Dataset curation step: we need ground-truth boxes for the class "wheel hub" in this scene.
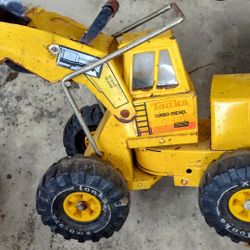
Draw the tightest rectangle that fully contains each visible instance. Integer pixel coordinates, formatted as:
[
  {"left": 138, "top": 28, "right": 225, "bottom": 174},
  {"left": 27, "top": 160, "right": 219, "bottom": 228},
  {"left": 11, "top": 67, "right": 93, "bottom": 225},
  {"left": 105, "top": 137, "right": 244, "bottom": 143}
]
[
  {"left": 229, "top": 189, "right": 250, "bottom": 222},
  {"left": 244, "top": 200, "right": 250, "bottom": 211},
  {"left": 63, "top": 192, "right": 102, "bottom": 222},
  {"left": 77, "top": 201, "right": 88, "bottom": 211}
]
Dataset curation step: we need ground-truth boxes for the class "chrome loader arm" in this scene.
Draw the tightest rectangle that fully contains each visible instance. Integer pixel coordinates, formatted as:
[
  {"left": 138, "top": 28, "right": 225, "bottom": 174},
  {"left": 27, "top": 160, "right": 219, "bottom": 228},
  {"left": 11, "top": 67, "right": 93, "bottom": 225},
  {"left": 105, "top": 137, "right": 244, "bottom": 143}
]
[{"left": 113, "top": 2, "right": 184, "bottom": 38}]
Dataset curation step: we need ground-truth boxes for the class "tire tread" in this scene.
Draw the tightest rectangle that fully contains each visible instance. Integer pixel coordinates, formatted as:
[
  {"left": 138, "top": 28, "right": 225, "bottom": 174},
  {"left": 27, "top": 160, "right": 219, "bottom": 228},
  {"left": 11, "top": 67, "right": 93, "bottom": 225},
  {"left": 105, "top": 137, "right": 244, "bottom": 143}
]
[
  {"left": 36, "top": 155, "right": 130, "bottom": 243},
  {"left": 199, "top": 150, "right": 250, "bottom": 244}
]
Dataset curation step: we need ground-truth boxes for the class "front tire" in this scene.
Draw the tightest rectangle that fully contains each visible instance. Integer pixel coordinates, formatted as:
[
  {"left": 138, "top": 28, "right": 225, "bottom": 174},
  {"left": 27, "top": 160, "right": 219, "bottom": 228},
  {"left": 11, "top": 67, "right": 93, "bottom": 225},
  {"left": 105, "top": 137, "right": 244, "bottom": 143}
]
[
  {"left": 199, "top": 151, "right": 250, "bottom": 243},
  {"left": 36, "top": 155, "right": 130, "bottom": 242}
]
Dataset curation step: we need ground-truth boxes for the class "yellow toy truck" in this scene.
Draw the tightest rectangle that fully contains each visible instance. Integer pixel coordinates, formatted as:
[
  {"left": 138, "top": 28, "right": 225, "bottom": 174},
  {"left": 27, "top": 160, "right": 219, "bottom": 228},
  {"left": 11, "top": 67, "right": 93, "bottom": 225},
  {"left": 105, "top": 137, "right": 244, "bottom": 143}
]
[{"left": 1, "top": 0, "right": 250, "bottom": 244}]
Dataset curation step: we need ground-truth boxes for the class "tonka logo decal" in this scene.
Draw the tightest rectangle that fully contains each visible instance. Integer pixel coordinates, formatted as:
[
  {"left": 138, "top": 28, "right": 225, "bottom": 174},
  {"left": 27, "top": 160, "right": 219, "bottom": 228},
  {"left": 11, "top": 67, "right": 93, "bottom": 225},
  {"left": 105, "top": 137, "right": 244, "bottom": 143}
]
[
  {"left": 57, "top": 46, "right": 103, "bottom": 78},
  {"left": 153, "top": 100, "right": 189, "bottom": 110}
]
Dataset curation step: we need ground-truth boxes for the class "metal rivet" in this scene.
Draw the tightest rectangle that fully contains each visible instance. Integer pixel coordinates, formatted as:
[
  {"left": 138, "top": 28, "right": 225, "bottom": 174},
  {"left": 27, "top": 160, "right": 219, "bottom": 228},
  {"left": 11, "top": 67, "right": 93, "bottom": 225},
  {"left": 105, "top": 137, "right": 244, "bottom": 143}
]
[
  {"left": 77, "top": 201, "right": 88, "bottom": 211},
  {"left": 48, "top": 44, "right": 60, "bottom": 55},
  {"left": 181, "top": 179, "right": 188, "bottom": 186},
  {"left": 159, "top": 138, "right": 165, "bottom": 144},
  {"left": 120, "top": 110, "right": 130, "bottom": 118},
  {"left": 65, "top": 81, "right": 72, "bottom": 87}
]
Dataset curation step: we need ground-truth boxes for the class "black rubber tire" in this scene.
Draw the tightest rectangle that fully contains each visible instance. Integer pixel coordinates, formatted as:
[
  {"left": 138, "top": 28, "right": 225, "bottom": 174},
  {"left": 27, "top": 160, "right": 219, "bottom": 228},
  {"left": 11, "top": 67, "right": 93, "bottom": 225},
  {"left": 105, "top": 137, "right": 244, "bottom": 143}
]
[
  {"left": 63, "top": 104, "right": 103, "bottom": 156},
  {"left": 199, "top": 150, "right": 250, "bottom": 244},
  {"left": 36, "top": 155, "right": 130, "bottom": 243}
]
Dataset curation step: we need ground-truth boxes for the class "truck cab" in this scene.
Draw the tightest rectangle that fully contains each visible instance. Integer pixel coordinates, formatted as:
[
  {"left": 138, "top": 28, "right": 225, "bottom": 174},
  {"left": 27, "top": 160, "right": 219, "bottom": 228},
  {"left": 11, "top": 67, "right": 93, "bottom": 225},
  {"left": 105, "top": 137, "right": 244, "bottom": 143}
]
[{"left": 119, "top": 31, "right": 198, "bottom": 148}]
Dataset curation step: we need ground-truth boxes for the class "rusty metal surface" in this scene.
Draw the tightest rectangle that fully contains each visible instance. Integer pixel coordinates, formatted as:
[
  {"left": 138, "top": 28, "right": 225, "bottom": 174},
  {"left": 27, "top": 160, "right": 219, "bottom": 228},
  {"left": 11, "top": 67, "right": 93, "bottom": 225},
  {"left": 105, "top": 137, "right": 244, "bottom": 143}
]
[
  {"left": 80, "top": 0, "right": 119, "bottom": 44},
  {"left": 105, "top": 0, "right": 120, "bottom": 15}
]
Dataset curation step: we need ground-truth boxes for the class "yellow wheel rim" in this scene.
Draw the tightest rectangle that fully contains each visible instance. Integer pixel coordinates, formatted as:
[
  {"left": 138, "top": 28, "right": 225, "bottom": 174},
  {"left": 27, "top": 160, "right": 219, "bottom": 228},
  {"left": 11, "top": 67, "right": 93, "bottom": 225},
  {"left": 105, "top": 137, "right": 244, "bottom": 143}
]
[
  {"left": 63, "top": 192, "right": 102, "bottom": 223},
  {"left": 229, "top": 189, "right": 250, "bottom": 223}
]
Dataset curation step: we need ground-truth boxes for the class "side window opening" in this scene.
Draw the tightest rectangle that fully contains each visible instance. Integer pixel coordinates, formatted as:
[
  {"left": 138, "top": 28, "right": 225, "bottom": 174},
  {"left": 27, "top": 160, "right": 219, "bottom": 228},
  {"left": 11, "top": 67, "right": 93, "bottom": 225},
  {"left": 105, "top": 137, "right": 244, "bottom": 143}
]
[
  {"left": 158, "top": 50, "right": 178, "bottom": 88},
  {"left": 132, "top": 52, "right": 155, "bottom": 90}
]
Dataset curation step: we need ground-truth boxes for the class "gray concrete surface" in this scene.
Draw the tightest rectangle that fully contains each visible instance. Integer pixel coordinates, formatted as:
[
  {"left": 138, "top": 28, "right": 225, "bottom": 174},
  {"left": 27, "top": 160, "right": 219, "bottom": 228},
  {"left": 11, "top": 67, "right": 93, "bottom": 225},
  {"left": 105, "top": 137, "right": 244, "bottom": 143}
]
[{"left": 0, "top": 0, "right": 249, "bottom": 249}]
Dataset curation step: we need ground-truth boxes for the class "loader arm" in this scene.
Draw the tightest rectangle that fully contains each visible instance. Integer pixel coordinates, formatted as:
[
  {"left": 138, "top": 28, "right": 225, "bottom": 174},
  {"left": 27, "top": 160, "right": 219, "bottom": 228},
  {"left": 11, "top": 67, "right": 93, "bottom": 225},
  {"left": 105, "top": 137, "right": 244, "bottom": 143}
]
[
  {"left": 0, "top": 2, "right": 184, "bottom": 122},
  {"left": 0, "top": 21, "right": 135, "bottom": 120}
]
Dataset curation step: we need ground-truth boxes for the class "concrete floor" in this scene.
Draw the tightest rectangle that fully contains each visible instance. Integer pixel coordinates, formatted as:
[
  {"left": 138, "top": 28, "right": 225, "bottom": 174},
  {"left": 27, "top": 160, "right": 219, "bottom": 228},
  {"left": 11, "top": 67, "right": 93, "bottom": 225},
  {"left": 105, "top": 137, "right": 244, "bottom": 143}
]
[{"left": 0, "top": 0, "right": 250, "bottom": 249}]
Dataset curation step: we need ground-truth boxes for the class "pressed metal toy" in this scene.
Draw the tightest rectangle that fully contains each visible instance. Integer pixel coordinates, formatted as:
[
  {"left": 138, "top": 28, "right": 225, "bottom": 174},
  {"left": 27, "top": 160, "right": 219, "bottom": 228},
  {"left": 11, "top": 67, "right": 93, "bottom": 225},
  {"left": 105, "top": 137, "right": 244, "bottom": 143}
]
[{"left": 1, "top": 0, "right": 250, "bottom": 244}]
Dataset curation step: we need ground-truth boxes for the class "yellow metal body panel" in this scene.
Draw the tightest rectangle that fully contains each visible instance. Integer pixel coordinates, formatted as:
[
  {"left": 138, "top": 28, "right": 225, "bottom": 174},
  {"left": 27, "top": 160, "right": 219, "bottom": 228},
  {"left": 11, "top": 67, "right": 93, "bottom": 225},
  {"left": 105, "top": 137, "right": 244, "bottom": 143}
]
[
  {"left": 130, "top": 168, "right": 162, "bottom": 190},
  {"left": 85, "top": 115, "right": 218, "bottom": 189},
  {"left": 139, "top": 92, "right": 197, "bottom": 135},
  {"left": 0, "top": 21, "right": 135, "bottom": 120},
  {"left": 128, "top": 133, "right": 197, "bottom": 149},
  {"left": 211, "top": 74, "right": 250, "bottom": 150},
  {"left": 135, "top": 139, "right": 225, "bottom": 187},
  {"left": 128, "top": 91, "right": 198, "bottom": 148},
  {"left": 84, "top": 112, "right": 161, "bottom": 190},
  {"left": 85, "top": 113, "right": 225, "bottom": 189}
]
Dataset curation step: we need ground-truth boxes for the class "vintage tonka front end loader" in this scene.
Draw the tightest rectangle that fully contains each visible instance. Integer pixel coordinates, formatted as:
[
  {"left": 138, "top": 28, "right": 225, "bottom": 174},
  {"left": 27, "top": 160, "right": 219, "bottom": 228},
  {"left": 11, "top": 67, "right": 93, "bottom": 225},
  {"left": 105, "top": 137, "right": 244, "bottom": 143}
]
[{"left": 1, "top": 0, "right": 250, "bottom": 244}]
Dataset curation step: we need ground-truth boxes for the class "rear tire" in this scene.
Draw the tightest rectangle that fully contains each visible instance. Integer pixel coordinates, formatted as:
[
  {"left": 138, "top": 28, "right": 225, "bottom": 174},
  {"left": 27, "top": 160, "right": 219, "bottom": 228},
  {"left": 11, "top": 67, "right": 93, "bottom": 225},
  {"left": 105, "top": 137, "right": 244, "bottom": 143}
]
[
  {"left": 63, "top": 104, "right": 103, "bottom": 156},
  {"left": 36, "top": 155, "right": 130, "bottom": 242},
  {"left": 199, "top": 151, "right": 250, "bottom": 243}
]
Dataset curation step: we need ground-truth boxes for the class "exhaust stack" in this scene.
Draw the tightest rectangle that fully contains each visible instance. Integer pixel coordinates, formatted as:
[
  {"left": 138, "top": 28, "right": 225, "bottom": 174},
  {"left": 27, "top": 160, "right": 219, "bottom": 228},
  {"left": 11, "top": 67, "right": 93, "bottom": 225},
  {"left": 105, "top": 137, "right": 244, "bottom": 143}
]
[{"left": 80, "top": 0, "right": 119, "bottom": 45}]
